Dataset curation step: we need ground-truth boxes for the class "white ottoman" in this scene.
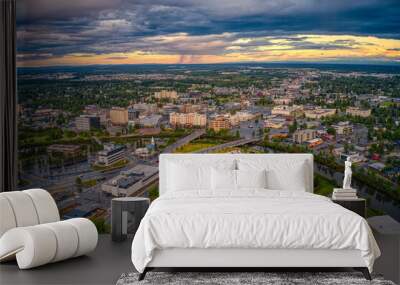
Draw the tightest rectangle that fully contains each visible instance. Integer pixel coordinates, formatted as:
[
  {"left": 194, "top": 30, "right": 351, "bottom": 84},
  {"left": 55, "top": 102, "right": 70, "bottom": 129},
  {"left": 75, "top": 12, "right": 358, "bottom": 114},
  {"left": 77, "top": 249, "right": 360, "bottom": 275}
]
[
  {"left": 0, "top": 218, "right": 98, "bottom": 269},
  {"left": 0, "top": 189, "right": 98, "bottom": 269}
]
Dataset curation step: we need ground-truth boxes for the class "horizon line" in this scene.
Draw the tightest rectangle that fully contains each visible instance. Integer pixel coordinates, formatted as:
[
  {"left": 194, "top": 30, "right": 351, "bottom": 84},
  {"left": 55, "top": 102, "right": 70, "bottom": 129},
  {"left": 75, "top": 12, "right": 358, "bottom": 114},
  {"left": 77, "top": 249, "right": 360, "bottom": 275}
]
[{"left": 17, "top": 61, "right": 400, "bottom": 69}]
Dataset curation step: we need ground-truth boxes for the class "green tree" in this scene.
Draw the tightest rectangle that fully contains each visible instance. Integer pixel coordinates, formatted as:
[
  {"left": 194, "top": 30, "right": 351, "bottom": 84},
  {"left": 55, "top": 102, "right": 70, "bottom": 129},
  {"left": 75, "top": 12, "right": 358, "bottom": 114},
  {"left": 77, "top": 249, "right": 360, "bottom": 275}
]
[
  {"left": 327, "top": 127, "right": 336, "bottom": 136},
  {"left": 289, "top": 120, "right": 297, "bottom": 134},
  {"left": 91, "top": 217, "right": 111, "bottom": 234},
  {"left": 235, "top": 130, "right": 240, "bottom": 139},
  {"left": 148, "top": 185, "right": 159, "bottom": 201}
]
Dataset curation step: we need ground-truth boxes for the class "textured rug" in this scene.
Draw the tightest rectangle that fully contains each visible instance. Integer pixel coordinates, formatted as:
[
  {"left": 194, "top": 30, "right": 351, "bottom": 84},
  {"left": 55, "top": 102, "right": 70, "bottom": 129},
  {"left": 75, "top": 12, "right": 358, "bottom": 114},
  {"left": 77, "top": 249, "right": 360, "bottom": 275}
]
[{"left": 116, "top": 271, "right": 395, "bottom": 285}]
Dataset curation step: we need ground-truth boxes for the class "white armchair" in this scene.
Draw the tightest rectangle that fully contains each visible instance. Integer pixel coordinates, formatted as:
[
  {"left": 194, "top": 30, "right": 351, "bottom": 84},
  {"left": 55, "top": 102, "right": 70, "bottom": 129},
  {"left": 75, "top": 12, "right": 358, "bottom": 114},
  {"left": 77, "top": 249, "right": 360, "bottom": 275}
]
[{"left": 0, "top": 189, "right": 98, "bottom": 269}]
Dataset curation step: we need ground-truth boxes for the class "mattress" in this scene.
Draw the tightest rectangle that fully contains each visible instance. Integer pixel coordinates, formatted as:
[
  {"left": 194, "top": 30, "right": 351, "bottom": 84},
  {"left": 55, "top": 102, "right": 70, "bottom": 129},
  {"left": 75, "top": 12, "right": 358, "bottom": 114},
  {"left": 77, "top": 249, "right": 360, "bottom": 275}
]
[{"left": 131, "top": 190, "right": 380, "bottom": 273}]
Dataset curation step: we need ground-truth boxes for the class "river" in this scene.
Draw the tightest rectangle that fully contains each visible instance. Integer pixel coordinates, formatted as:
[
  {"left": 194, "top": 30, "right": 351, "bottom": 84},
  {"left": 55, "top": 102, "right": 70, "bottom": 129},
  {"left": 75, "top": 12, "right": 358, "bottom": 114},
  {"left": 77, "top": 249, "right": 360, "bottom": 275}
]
[{"left": 261, "top": 146, "right": 400, "bottom": 222}]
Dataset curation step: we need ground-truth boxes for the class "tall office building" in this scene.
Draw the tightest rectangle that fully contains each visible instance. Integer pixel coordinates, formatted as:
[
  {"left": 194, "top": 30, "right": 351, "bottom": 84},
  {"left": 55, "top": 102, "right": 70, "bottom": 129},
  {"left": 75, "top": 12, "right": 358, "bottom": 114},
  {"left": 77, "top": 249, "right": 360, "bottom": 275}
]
[
  {"left": 110, "top": 107, "right": 128, "bottom": 125},
  {"left": 128, "top": 108, "right": 140, "bottom": 121},
  {"left": 75, "top": 115, "right": 100, "bottom": 131},
  {"left": 209, "top": 116, "right": 231, "bottom": 132}
]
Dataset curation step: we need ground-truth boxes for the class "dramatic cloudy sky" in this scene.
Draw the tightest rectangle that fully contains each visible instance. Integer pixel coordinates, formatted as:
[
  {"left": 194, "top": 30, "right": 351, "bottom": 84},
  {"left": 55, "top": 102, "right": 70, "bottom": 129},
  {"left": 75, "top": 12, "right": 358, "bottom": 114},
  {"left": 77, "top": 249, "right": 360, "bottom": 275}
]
[{"left": 16, "top": 0, "right": 400, "bottom": 66}]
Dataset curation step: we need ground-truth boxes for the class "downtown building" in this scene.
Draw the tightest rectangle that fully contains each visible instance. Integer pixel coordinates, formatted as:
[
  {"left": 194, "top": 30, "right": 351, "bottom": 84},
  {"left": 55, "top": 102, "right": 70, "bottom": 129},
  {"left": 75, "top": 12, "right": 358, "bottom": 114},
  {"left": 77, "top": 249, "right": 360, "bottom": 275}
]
[
  {"left": 169, "top": 112, "right": 207, "bottom": 128},
  {"left": 101, "top": 164, "right": 158, "bottom": 197},
  {"left": 304, "top": 108, "right": 336, "bottom": 119},
  {"left": 293, "top": 129, "right": 317, "bottom": 144},
  {"left": 229, "top": 111, "right": 257, "bottom": 126},
  {"left": 271, "top": 105, "right": 304, "bottom": 118},
  {"left": 333, "top": 121, "right": 353, "bottom": 136},
  {"left": 47, "top": 144, "right": 81, "bottom": 157},
  {"left": 264, "top": 116, "right": 287, "bottom": 129},
  {"left": 96, "top": 143, "right": 126, "bottom": 166},
  {"left": 179, "top": 104, "right": 201, "bottom": 113},
  {"left": 75, "top": 115, "right": 100, "bottom": 131},
  {"left": 208, "top": 116, "right": 231, "bottom": 132},
  {"left": 83, "top": 105, "right": 108, "bottom": 125},
  {"left": 352, "top": 124, "right": 369, "bottom": 146},
  {"left": 346, "top": 107, "right": 372, "bottom": 118},
  {"left": 154, "top": 90, "right": 178, "bottom": 100},
  {"left": 110, "top": 107, "right": 128, "bottom": 125},
  {"left": 128, "top": 107, "right": 140, "bottom": 121},
  {"left": 132, "top": 103, "right": 158, "bottom": 115}
]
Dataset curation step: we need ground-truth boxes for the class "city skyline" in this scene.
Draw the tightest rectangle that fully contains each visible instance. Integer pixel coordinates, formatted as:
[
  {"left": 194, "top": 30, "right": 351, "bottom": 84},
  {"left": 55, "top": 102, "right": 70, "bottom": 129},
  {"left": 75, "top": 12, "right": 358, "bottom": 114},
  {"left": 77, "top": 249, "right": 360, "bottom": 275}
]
[
  {"left": 16, "top": 0, "right": 400, "bottom": 67},
  {"left": 14, "top": 0, "right": 400, "bottom": 226}
]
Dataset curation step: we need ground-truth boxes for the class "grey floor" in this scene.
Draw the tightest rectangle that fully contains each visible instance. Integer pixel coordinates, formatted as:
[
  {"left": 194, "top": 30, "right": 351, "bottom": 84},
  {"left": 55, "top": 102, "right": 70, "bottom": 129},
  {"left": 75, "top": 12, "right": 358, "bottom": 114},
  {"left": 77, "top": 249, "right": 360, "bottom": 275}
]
[
  {"left": 0, "top": 235, "right": 134, "bottom": 285},
  {"left": 0, "top": 235, "right": 380, "bottom": 285}
]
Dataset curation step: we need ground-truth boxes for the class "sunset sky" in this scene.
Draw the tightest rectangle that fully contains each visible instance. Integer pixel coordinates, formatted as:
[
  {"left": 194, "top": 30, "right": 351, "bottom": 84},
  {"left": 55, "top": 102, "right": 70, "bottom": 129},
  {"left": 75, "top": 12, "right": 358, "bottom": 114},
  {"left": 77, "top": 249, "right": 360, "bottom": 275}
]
[{"left": 16, "top": 0, "right": 400, "bottom": 67}]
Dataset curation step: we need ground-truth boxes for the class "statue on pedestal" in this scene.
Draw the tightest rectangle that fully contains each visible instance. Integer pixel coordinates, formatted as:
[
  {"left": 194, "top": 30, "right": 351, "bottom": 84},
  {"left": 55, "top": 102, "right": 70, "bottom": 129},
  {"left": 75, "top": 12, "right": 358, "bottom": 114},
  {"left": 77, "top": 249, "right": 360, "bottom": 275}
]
[{"left": 343, "top": 157, "right": 352, "bottom": 190}]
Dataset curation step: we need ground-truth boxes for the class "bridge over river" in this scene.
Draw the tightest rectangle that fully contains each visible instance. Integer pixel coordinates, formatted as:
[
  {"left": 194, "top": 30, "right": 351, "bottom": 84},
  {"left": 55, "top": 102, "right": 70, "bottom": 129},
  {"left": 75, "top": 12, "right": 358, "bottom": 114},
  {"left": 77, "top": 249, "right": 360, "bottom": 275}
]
[
  {"left": 195, "top": 137, "right": 262, "bottom": 153},
  {"left": 130, "top": 134, "right": 262, "bottom": 196}
]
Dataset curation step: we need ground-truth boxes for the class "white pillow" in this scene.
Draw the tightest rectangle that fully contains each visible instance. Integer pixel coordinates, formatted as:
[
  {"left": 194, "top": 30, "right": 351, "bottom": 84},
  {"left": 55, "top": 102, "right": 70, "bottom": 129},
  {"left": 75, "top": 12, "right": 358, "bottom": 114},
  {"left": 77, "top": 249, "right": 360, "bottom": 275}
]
[
  {"left": 168, "top": 162, "right": 211, "bottom": 191},
  {"left": 167, "top": 159, "right": 236, "bottom": 192},
  {"left": 211, "top": 168, "right": 237, "bottom": 191},
  {"left": 238, "top": 159, "right": 308, "bottom": 191},
  {"left": 236, "top": 169, "right": 267, "bottom": 189},
  {"left": 266, "top": 161, "right": 307, "bottom": 191}
]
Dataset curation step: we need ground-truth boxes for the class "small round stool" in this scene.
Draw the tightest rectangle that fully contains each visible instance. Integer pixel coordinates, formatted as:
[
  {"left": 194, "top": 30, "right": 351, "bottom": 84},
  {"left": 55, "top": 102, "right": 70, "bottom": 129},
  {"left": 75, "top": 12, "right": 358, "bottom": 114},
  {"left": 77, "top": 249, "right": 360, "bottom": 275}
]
[{"left": 111, "top": 197, "right": 150, "bottom": 242}]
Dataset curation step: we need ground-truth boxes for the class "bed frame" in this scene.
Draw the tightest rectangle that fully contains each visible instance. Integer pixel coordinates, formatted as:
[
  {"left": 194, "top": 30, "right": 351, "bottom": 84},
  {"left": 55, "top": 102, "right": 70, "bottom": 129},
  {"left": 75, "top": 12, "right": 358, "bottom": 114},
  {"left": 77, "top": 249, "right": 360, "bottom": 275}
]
[
  {"left": 139, "top": 154, "right": 372, "bottom": 281},
  {"left": 139, "top": 248, "right": 371, "bottom": 280}
]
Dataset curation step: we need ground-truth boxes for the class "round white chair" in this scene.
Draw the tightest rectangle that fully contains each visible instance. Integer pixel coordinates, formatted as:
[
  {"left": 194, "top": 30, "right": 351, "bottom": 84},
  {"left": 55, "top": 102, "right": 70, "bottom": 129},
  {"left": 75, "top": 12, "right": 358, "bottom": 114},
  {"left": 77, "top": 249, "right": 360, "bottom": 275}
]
[{"left": 0, "top": 189, "right": 98, "bottom": 269}]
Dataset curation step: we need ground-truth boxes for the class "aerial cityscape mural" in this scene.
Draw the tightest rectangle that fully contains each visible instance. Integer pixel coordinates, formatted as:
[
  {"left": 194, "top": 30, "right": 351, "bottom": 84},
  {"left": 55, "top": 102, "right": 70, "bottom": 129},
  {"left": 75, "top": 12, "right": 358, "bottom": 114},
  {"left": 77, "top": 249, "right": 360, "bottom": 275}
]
[{"left": 16, "top": 0, "right": 400, "bottom": 230}]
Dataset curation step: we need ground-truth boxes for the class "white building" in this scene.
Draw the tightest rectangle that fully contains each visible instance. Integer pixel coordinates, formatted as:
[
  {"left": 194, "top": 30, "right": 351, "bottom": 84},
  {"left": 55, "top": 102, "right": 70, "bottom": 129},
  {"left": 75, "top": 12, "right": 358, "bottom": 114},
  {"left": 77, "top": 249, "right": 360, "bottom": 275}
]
[
  {"left": 229, "top": 111, "right": 256, "bottom": 126},
  {"left": 271, "top": 105, "right": 303, "bottom": 117},
  {"left": 304, "top": 108, "right": 336, "bottom": 119},
  {"left": 139, "top": 115, "right": 162, "bottom": 128},
  {"left": 169, "top": 112, "right": 207, "bottom": 127},
  {"left": 264, "top": 116, "right": 287, "bottom": 129},
  {"left": 101, "top": 164, "right": 158, "bottom": 196},
  {"left": 333, "top": 121, "right": 353, "bottom": 135},
  {"left": 96, "top": 144, "right": 126, "bottom": 166},
  {"left": 293, "top": 129, "right": 317, "bottom": 144},
  {"left": 154, "top": 90, "right": 178, "bottom": 100},
  {"left": 346, "top": 107, "right": 371, "bottom": 117}
]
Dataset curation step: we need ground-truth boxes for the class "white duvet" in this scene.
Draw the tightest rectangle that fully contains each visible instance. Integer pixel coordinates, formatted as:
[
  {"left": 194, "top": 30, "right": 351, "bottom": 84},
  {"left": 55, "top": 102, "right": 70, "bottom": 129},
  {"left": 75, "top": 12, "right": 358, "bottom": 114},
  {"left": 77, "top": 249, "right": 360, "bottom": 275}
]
[{"left": 131, "top": 190, "right": 380, "bottom": 273}]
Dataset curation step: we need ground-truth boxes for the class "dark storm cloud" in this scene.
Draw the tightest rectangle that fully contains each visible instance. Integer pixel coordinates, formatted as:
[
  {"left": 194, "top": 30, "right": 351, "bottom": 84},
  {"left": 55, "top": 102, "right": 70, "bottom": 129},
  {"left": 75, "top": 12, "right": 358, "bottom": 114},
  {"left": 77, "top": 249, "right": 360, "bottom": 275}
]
[
  {"left": 17, "top": 0, "right": 123, "bottom": 23},
  {"left": 16, "top": 0, "right": 400, "bottom": 58}
]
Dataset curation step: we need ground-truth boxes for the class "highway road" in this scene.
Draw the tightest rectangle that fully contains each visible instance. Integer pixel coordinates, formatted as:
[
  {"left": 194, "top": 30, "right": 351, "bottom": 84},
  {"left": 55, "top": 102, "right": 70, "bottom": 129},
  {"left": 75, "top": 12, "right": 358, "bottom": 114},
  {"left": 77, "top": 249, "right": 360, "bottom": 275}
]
[
  {"left": 195, "top": 137, "right": 262, "bottom": 153},
  {"left": 126, "top": 136, "right": 262, "bottom": 197},
  {"left": 162, "top": 129, "right": 206, "bottom": 153}
]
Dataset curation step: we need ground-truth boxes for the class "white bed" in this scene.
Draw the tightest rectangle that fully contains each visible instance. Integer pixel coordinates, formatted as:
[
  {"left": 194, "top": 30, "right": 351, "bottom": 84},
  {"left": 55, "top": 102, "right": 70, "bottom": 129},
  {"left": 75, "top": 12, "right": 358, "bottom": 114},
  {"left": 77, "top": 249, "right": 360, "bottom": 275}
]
[{"left": 131, "top": 154, "right": 380, "bottom": 280}]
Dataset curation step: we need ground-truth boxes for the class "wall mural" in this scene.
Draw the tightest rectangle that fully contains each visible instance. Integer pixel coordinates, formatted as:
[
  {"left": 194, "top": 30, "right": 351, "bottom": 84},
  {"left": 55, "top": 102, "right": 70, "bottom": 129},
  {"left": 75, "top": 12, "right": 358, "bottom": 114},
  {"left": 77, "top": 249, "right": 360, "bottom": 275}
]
[{"left": 16, "top": 0, "right": 400, "bottom": 230}]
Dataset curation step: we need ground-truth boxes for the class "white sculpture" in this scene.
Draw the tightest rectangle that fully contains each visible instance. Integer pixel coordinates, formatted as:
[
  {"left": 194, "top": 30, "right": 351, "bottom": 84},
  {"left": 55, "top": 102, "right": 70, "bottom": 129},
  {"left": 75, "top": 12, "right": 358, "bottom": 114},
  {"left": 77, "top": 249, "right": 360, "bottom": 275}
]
[
  {"left": 0, "top": 189, "right": 98, "bottom": 269},
  {"left": 343, "top": 157, "right": 352, "bottom": 189}
]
